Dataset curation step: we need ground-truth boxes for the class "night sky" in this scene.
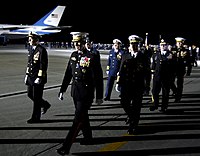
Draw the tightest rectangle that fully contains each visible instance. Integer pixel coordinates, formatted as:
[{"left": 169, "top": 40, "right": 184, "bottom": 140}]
[{"left": 1, "top": 0, "right": 200, "bottom": 45}]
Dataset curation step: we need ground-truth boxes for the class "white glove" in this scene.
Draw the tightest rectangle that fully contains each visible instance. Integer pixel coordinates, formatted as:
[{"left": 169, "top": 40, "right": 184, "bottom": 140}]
[
  {"left": 34, "top": 77, "right": 41, "bottom": 84},
  {"left": 106, "top": 71, "right": 109, "bottom": 75},
  {"left": 58, "top": 92, "right": 64, "bottom": 100},
  {"left": 95, "top": 99, "right": 103, "bottom": 105},
  {"left": 115, "top": 84, "right": 121, "bottom": 92},
  {"left": 24, "top": 75, "right": 28, "bottom": 84}
]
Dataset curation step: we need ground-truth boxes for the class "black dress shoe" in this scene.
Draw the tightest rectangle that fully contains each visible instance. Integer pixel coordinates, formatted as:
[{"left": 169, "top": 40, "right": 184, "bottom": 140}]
[
  {"left": 56, "top": 146, "right": 69, "bottom": 155},
  {"left": 127, "top": 128, "right": 138, "bottom": 135},
  {"left": 160, "top": 107, "right": 167, "bottom": 113},
  {"left": 27, "top": 118, "right": 40, "bottom": 124},
  {"left": 41, "top": 104, "right": 51, "bottom": 115},
  {"left": 171, "top": 91, "right": 176, "bottom": 96},
  {"left": 174, "top": 98, "right": 181, "bottom": 103},
  {"left": 80, "top": 138, "right": 94, "bottom": 145},
  {"left": 42, "top": 105, "right": 51, "bottom": 115},
  {"left": 149, "top": 106, "right": 158, "bottom": 111},
  {"left": 127, "top": 129, "right": 134, "bottom": 135},
  {"left": 104, "top": 97, "right": 110, "bottom": 101}
]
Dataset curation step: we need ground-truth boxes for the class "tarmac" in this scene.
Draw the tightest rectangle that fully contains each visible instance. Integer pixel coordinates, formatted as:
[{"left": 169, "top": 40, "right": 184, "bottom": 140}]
[{"left": 1, "top": 44, "right": 200, "bottom": 156}]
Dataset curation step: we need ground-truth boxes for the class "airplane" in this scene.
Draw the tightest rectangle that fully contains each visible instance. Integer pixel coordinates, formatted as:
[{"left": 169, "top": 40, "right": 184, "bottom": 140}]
[{"left": 0, "top": 5, "right": 72, "bottom": 39}]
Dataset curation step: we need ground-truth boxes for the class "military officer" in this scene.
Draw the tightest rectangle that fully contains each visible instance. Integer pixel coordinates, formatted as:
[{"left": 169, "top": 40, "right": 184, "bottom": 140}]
[
  {"left": 149, "top": 39, "right": 176, "bottom": 112},
  {"left": 84, "top": 35, "right": 104, "bottom": 104},
  {"left": 141, "top": 44, "right": 154, "bottom": 95},
  {"left": 56, "top": 32, "right": 104, "bottom": 155},
  {"left": 172, "top": 37, "right": 191, "bottom": 102},
  {"left": 115, "top": 35, "right": 148, "bottom": 134},
  {"left": 24, "top": 31, "right": 51, "bottom": 124},
  {"left": 104, "top": 38, "right": 124, "bottom": 101}
]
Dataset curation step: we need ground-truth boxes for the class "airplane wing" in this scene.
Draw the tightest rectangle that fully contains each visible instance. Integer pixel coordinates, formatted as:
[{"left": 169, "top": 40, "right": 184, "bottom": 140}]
[
  {"left": 0, "top": 27, "right": 28, "bottom": 30},
  {"left": 43, "top": 25, "right": 72, "bottom": 30},
  {"left": 0, "top": 5, "right": 72, "bottom": 40}
]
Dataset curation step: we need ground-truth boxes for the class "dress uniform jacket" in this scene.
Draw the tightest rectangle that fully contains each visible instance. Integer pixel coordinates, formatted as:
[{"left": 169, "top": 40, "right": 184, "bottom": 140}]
[
  {"left": 60, "top": 48, "right": 103, "bottom": 104},
  {"left": 86, "top": 47, "right": 104, "bottom": 100},
  {"left": 25, "top": 44, "right": 48, "bottom": 86},
  {"left": 173, "top": 47, "right": 191, "bottom": 75},
  {"left": 106, "top": 49, "right": 124, "bottom": 76},
  {"left": 25, "top": 43, "right": 50, "bottom": 122},
  {"left": 117, "top": 51, "right": 148, "bottom": 128},
  {"left": 151, "top": 50, "right": 176, "bottom": 110},
  {"left": 58, "top": 48, "right": 104, "bottom": 153},
  {"left": 172, "top": 46, "right": 191, "bottom": 101},
  {"left": 151, "top": 50, "right": 175, "bottom": 81},
  {"left": 117, "top": 51, "right": 148, "bottom": 95},
  {"left": 104, "top": 48, "right": 124, "bottom": 99}
]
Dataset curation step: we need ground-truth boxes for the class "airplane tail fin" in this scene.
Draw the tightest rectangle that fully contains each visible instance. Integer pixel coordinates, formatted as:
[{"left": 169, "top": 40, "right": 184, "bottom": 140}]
[{"left": 33, "top": 5, "right": 66, "bottom": 27}]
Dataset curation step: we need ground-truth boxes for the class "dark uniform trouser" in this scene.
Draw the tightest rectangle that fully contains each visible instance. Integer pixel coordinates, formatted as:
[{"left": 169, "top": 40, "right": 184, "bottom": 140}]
[
  {"left": 170, "top": 75, "right": 177, "bottom": 94},
  {"left": 27, "top": 84, "right": 45, "bottom": 120},
  {"left": 105, "top": 75, "right": 116, "bottom": 98},
  {"left": 144, "top": 69, "right": 151, "bottom": 94},
  {"left": 152, "top": 79, "right": 170, "bottom": 109},
  {"left": 175, "top": 66, "right": 186, "bottom": 101},
  {"left": 62, "top": 100, "right": 92, "bottom": 151},
  {"left": 175, "top": 74, "right": 184, "bottom": 100},
  {"left": 121, "top": 86, "right": 143, "bottom": 129}
]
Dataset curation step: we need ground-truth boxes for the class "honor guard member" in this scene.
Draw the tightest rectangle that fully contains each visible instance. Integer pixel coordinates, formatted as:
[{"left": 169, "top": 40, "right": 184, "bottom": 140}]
[
  {"left": 150, "top": 39, "right": 176, "bottom": 112},
  {"left": 115, "top": 35, "right": 148, "bottom": 134},
  {"left": 56, "top": 32, "right": 104, "bottom": 155},
  {"left": 172, "top": 37, "right": 191, "bottom": 102},
  {"left": 141, "top": 44, "right": 154, "bottom": 95},
  {"left": 24, "top": 31, "right": 51, "bottom": 124},
  {"left": 104, "top": 38, "right": 124, "bottom": 101},
  {"left": 84, "top": 35, "right": 104, "bottom": 104}
]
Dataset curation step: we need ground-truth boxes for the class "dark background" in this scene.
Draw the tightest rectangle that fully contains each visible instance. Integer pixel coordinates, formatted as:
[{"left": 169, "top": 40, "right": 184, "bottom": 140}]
[{"left": 1, "top": 0, "right": 200, "bottom": 45}]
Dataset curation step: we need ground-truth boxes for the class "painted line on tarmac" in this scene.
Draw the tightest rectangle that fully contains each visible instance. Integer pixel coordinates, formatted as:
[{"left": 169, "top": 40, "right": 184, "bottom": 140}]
[
  {"left": 0, "top": 85, "right": 61, "bottom": 99},
  {"left": 0, "top": 77, "right": 108, "bottom": 99},
  {"left": 97, "top": 133, "right": 134, "bottom": 152}
]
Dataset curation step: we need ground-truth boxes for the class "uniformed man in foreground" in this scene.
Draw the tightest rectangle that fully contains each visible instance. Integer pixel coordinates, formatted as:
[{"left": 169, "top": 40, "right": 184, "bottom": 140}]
[
  {"left": 56, "top": 32, "right": 103, "bottom": 155},
  {"left": 115, "top": 35, "right": 148, "bottom": 134},
  {"left": 24, "top": 31, "right": 51, "bottom": 124}
]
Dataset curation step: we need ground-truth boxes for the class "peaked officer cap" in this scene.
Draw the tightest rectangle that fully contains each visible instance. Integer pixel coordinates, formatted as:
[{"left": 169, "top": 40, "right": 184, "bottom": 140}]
[
  {"left": 128, "top": 35, "right": 143, "bottom": 43},
  {"left": 28, "top": 31, "right": 41, "bottom": 39},
  {"left": 113, "top": 39, "right": 122, "bottom": 44},
  {"left": 175, "top": 37, "right": 186, "bottom": 42},
  {"left": 70, "top": 32, "right": 89, "bottom": 42},
  {"left": 160, "top": 39, "right": 166, "bottom": 45}
]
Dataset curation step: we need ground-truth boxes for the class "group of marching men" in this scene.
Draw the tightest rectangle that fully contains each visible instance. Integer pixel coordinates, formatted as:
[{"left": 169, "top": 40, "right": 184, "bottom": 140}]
[
  {"left": 24, "top": 31, "right": 195, "bottom": 155},
  {"left": 58, "top": 32, "right": 195, "bottom": 155},
  {"left": 104, "top": 35, "right": 195, "bottom": 133}
]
